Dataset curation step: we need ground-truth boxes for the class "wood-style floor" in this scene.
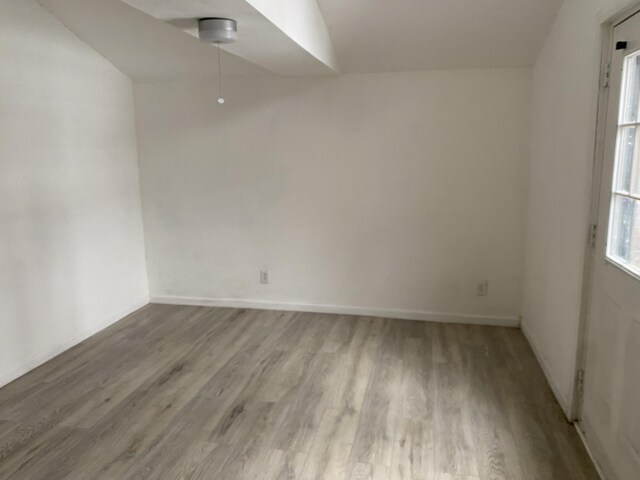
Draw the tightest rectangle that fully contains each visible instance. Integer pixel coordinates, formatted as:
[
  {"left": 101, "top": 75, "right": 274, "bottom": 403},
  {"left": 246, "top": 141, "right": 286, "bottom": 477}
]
[{"left": 0, "top": 304, "right": 598, "bottom": 480}]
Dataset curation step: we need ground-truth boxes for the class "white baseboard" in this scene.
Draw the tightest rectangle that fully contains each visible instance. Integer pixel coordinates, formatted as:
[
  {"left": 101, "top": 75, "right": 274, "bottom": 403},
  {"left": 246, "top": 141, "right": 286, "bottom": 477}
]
[
  {"left": 521, "top": 319, "right": 571, "bottom": 417},
  {"left": 150, "top": 295, "right": 520, "bottom": 327},
  {"left": 575, "top": 423, "right": 607, "bottom": 480},
  {"left": 0, "top": 298, "right": 149, "bottom": 389}
]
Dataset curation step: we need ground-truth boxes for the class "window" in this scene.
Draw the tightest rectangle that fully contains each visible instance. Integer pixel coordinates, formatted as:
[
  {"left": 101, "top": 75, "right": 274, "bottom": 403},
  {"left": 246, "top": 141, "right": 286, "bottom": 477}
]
[{"left": 608, "top": 51, "right": 640, "bottom": 275}]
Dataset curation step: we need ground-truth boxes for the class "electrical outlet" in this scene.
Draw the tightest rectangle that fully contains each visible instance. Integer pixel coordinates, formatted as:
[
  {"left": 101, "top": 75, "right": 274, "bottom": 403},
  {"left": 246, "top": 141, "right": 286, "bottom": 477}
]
[
  {"left": 477, "top": 281, "right": 488, "bottom": 297},
  {"left": 260, "top": 270, "right": 270, "bottom": 284}
]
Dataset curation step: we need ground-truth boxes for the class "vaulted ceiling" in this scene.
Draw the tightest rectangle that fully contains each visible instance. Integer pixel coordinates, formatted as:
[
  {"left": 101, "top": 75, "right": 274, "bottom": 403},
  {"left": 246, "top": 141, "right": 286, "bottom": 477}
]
[
  {"left": 38, "top": 0, "right": 563, "bottom": 80},
  {"left": 318, "top": 0, "right": 563, "bottom": 72}
]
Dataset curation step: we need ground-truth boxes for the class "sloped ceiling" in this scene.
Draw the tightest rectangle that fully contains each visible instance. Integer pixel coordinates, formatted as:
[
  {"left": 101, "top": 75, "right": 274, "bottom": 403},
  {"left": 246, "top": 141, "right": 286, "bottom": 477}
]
[
  {"left": 121, "top": 0, "right": 340, "bottom": 76},
  {"left": 38, "top": 0, "right": 563, "bottom": 80},
  {"left": 38, "top": 0, "right": 267, "bottom": 81},
  {"left": 317, "top": 0, "right": 564, "bottom": 72}
]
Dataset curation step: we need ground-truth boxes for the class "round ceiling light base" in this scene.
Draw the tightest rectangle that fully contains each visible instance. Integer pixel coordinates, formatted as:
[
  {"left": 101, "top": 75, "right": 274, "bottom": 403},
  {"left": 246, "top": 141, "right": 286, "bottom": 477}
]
[{"left": 198, "top": 18, "right": 238, "bottom": 44}]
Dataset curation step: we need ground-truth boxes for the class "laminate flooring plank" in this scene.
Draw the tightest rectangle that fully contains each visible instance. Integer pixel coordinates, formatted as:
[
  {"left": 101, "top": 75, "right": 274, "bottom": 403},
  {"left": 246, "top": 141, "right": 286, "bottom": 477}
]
[
  {"left": 322, "top": 316, "right": 384, "bottom": 411},
  {"left": 299, "top": 317, "right": 383, "bottom": 480},
  {"left": 270, "top": 351, "right": 337, "bottom": 453},
  {"left": 463, "top": 346, "right": 518, "bottom": 480},
  {"left": 0, "top": 420, "right": 51, "bottom": 461},
  {"left": 389, "top": 333, "right": 436, "bottom": 480},
  {"left": 299, "top": 407, "right": 357, "bottom": 480},
  {"left": 215, "top": 401, "right": 283, "bottom": 480},
  {"left": 349, "top": 320, "right": 409, "bottom": 469},
  {"left": 117, "top": 310, "right": 302, "bottom": 479},
  {"left": 257, "top": 313, "right": 337, "bottom": 403},
  {"left": 0, "top": 306, "right": 600, "bottom": 480},
  {"left": 69, "top": 308, "right": 282, "bottom": 479},
  {"left": 321, "top": 314, "right": 358, "bottom": 354},
  {"left": 346, "top": 461, "right": 391, "bottom": 480},
  {"left": 433, "top": 345, "right": 479, "bottom": 477}
]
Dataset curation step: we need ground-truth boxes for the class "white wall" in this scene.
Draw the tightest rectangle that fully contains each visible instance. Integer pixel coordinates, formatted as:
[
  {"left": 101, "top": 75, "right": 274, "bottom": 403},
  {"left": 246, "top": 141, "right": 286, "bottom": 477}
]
[
  {"left": 522, "top": 0, "right": 637, "bottom": 415},
  {"left": 0, "top": 0, "right": 149, "bottom": 387},
  {"left": 135, "top": 69, "right": 531, "bottom": 324}
]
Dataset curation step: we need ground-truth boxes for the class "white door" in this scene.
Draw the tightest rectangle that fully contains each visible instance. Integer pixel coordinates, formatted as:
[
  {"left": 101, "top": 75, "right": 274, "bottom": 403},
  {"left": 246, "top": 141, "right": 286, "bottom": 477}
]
[{"left": 580, "top": 11, "right": 640, "bottom": 480}]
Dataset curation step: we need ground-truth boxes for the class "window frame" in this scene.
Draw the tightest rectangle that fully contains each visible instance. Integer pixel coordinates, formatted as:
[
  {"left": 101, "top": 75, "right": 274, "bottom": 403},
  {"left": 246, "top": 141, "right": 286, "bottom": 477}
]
[{"left": 606, "top": 49, "right": 640, "bottom": 279}]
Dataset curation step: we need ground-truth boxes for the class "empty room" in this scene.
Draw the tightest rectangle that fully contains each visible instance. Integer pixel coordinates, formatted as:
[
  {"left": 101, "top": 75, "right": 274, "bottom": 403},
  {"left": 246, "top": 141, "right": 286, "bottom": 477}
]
[{"left": 2, "top": 0, "right": 640, "bottom": 479}]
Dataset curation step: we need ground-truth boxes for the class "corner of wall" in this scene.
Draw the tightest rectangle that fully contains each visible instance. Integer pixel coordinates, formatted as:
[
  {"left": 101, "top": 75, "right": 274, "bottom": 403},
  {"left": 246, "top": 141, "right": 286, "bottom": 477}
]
[
  {"left": 0, "top": 299, "right": 148, "bottom": 389},
  {"left": 520, "top": 317, "right": 572, "bottom": 417}
]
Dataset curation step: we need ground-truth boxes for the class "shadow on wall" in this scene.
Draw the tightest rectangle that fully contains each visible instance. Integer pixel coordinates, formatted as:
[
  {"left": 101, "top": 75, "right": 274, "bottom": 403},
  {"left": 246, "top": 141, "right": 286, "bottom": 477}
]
[{"left": 1, "top": 185, "right": 81, "bottom": 378}]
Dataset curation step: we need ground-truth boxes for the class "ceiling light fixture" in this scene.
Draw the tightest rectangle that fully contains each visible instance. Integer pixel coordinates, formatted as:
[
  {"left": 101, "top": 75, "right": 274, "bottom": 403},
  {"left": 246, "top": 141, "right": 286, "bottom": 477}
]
[{"left": 198, "top": 18, "right": 238, "bottom": 105}]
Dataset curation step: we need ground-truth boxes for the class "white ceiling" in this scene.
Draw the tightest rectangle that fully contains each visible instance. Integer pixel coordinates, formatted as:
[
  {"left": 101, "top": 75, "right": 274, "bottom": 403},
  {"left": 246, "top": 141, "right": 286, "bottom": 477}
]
[
  {"left": 38, "top": 0, "right": 268, "bottom": 81},
  {"left": 317, "top": 0, "right": 563, "bottom": 72},
  {"left": 40, "top": 0, "right": 563, "bottom": 80},
  {"left": 121, "top": 0, "right": 339, "bottom": 76}
]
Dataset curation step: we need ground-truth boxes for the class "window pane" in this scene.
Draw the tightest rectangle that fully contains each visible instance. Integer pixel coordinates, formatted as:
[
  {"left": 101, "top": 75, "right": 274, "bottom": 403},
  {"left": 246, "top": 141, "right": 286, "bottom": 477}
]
[
  {"left": 614, "top": 126, "right": 636, "bottom": 193},
  {"left": 608, "top": 195, "right": 635, "bottom": 264},
  {"left": 621, "top": 53, "right": 640, "bottom": 124},
  {"left": 632, "top": 199, "right": 640, "bottom": 270},
  {"left": 608, "top": 50, "right": 640, "bottom": 276},
  {"left": 633, "top": 159, "right": 640, "bottom": 197}
]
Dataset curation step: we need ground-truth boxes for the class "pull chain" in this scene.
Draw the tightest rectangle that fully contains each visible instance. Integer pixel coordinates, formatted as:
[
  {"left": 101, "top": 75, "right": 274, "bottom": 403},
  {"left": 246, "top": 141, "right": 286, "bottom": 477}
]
[{"left": 217, "top": 44, "right": 224, "bottom": 104}]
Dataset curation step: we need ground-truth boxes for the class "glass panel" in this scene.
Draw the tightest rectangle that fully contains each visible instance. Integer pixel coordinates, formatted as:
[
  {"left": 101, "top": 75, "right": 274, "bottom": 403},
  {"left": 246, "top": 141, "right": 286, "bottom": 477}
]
[
  {"left": 621, "top": 53, "right": 640, "bottom": 124},
  {"left": 631, "top": 199, "right": 640, "bottom": 271},
  {"left": 608, "top": 50, "right": 640, "bottom": 275},
  {"left": 614, "top": 126, "right": 636, "bottom": 193},
  {"left": 633, "top": 160, "right": 640, "bottom": 197},
  {"left": 608, "top": 195, "right": 634, "bottom": 264}
]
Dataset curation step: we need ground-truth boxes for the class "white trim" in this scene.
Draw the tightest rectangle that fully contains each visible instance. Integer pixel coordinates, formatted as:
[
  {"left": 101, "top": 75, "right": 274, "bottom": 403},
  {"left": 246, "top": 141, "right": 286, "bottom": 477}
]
[
  {"left": 0, "top": 299, "right": 149, "bottom": 389},
  {"left": 575, "top": 423, "right": 608, "bottom": 480},
  {"left": 572, "top": 1, "right": 640, "bottom": 422},
  {"left": 604, "top": 256, "right": 640, "bottom": 283},
  {"left": 570, "top": 18, "right": 613, "bottom": 423},
  {"left": 149, "top": 295, "right": 520, "bottom": 327},
  {"left": 521, "top": 319, "right": 571, "bottom": 416}
]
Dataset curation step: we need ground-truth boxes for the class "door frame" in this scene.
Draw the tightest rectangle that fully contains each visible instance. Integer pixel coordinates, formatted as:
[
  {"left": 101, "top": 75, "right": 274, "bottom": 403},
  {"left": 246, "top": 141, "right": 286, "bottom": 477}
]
[{"left": 571, "top": 1, "right": 640, "bottom": 423}]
